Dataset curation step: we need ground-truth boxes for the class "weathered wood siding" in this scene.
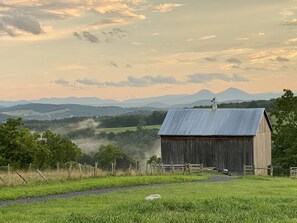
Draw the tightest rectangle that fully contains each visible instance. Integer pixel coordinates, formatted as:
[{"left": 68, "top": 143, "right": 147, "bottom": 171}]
[
  {"left": 253, "top": 116, "right": 272, "bottom": 175},
  {"left": 161, "top": 136, "right": 253, "bottom": 174}
]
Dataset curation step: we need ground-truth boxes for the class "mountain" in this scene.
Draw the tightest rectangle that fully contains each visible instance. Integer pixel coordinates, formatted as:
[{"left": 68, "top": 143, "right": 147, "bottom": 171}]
[
  {"left": 0, "top": 104, "right": 164, "bottom": 120},
  {"left": 0, "top": 88, "right": 282, "bottom": 108}
]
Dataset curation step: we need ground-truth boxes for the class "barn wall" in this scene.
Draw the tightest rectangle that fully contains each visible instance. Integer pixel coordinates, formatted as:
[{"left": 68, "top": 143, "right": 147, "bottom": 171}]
[
  {"left": 161, "top": 136, "right": 253, "bottom": 174},
  {"left": 253, "top": 116, "right": 272, "bottom": 175}
]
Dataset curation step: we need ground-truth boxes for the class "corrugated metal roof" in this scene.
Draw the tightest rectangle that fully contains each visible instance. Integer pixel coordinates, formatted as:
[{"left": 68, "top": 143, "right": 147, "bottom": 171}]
[{"left": 158, "top": 108, "right": 271, "bottom": 136}]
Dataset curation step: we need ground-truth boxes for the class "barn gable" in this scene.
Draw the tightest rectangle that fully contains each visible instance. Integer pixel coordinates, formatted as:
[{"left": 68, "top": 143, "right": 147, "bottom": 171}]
[{"left": 158, "top": 108, "right": 272, "bottom": 136}]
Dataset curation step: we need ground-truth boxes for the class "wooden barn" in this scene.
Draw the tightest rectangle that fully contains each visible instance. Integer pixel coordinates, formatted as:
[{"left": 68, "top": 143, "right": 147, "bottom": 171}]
[{"left": 158, "top": 108, "right": 272, "bottom": 175}]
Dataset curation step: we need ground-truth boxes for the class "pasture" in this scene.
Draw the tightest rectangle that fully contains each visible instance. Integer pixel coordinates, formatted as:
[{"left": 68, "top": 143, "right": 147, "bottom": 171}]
[{"left": 0, "top": 175, "right": 296, "bottom": 223}]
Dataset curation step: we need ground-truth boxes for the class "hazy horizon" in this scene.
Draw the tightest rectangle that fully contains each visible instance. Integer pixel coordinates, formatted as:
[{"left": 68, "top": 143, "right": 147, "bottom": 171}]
[{"left": 1, "top": 0, "right": 297, "bottom": 100}]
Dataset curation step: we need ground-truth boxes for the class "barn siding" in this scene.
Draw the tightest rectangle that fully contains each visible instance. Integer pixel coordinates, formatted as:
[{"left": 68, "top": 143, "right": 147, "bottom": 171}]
[
  {"left": 161, "top": 136, "right": 253, "bottom": 174},
  {"left": 253, "top": 116, "right": 272, "bottom": 175}
]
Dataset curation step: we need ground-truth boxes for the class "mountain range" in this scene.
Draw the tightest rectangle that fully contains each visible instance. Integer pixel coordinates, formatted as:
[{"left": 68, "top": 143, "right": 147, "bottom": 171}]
[{"left": 0, "top": 88, "right": 281, "bottom": 108}]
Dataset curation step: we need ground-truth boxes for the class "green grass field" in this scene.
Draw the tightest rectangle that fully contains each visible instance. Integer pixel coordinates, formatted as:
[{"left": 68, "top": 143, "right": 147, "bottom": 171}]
[
  {"left": 96, "top": 125, "right": 161, "bottom": 133},
  {"left": 0, "top": 175, "right": 205, "bottom": 201},
  {"left": 0, "top": 175, "right": 296, "bottom": 223}
]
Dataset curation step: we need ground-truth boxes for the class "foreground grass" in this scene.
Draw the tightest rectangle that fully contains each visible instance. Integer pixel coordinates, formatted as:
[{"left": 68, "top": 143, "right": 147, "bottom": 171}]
[
  {"left": 0, "top": 176, "right": 296, "bottom": 223},
  {"left": 0, "top": 175, "right": 205, "bottom": 201}
]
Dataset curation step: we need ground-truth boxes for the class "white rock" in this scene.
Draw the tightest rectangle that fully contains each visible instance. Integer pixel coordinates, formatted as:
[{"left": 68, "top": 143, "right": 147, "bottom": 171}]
[{"left": 144, "top": 194, "right": 161, "bottom": 201}]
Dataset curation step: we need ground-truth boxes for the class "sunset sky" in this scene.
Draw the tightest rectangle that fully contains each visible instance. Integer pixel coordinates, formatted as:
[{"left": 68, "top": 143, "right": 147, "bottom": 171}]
[{"left": 1, "top": 0, "right": 297, "bottom": 100}]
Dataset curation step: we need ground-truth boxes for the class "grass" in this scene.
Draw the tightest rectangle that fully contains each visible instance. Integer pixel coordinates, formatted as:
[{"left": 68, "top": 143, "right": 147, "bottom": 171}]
[
  {"left": 96, "top": 125, "right": 161, "bottom": 133},
  {"left": 0, "top": 174, "right": 206, "bottom": 201},
  {"left": 0, "top": 175, "right": 297, "bottom": 223}
]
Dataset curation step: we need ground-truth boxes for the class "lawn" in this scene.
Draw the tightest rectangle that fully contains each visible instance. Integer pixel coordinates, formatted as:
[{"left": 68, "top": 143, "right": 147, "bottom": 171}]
[
  {"left": 0, "top": 175, "right": 205, "bottom": 201},
  {"left": 0, "top": 175, "right": 296, "bottom": 223}
]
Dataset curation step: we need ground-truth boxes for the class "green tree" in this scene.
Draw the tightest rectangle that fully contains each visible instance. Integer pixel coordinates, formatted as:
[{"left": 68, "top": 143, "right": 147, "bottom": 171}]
[
  {"left": 95, "top": 144, "right": 132, "bottom": 170},
  {"left": 40, "top": 130, "right": 82, "bottom": 167},
  {"left": 147, "top": 155, "right": 161, "bottom": 165},
  {"left": 0, "top": 118, "right": 38, "bottom": 168},
  {"left": 272, "top": 89, "right": 297, "bottom": 174}
]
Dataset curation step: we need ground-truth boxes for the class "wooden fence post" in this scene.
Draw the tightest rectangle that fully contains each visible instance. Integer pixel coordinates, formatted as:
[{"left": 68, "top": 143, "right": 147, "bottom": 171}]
[
  {"left": 111, "top": 163, "right": 114, "bottom": 175},
  {"left": 15, "top": 171, "right": 27, "bottom": 184},
  {"left": 68, "top": 163, "right": 73, "bottom": 179},
  {"left": 171, "top": 162, "right": 175, "bottom": 174},
  {"left": 84, "top": 163, "right": 87, "bottom": 175},
  {"left": 128, "top": 164, "right": 132, "bottom": 175},
  {"left": 29, "top": 163, "right": 32, "bottom": 171},
  {"left": 37, "top": 169, "right": 48, "bottom": 183},
  {"left": 188, "top": 163, "right": 192, "bottom": 175},
  {"left": 56, "top": 162, "right": 59, "bottom": 171},
  {"left": 7, "top": 164, "right": 10, "bottom": 173},
  {"left": 78, "top": 163, "right": 82, "bottom": 178},
  {"left": 0, "top": 176, "right": 5, "bottom": 185},
  {"left": 94, "top": 162, "right": 98, "bottom": 176}
]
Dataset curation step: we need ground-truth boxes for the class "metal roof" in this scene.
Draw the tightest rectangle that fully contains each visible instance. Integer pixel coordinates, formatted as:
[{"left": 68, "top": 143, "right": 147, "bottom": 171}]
[{"left": 158, "top": 108, "right": 272, "bottom": 136}]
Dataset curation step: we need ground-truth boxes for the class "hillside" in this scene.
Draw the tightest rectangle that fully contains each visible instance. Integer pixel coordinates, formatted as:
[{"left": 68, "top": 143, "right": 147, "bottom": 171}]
[{"left": 0, "top": 104, "right": 163, "bottom": 120}]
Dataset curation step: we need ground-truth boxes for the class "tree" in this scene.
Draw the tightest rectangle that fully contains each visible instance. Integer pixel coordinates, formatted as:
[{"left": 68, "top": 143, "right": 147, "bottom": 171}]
[
  {"left": 95, "top": 144, "right": 133, "bottom": 170},
  {"left": 40, "top": 130, "right": 82, "bottom": 167},
  {"left": 147, "top": 155, "right": 161, "bottom": 165},
  {"left": 0, "top": 118, "right": 39, "bottom": 168},
  {"left": 272, "top": 89, "right": 297, "bottom": 174}
]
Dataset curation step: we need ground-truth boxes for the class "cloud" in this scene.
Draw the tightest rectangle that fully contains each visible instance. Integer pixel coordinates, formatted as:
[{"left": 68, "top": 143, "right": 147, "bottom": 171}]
[
  {"left": 0, "top": 0, "right": 147, "bottom": 38},
  {"left": 204, "top": 57, "right": 217, "bottom": 62},
  {"left": 88, "top": 18, "right": 126, "bottom": 30},
  {"left": 0, "top": 14, "right": 43, "bottom": 36},
  {"left": 284, "top": 37, "right": 297, "bottom": 45},
  {"left": 76, "top": 79, "right": 99, "bottom": 86},
  {"left": 67, "top": 72, "right": 249, "bottom": 89},
  {"left": 73, "top": 31, "right": 82, "bottom": 40},
  {"left": 92, "top": 1, "right": 146, "bottom": 20},
  {"left": 283, "top": 18, "right": 297, "bottom": 25},
  {"left": 102, "top": 28, "right": 126, "bottom": 43},
  {"left": 200, "top": 35, "right": 216, "bottom": 40},
  {"left": 226, "top": 58, "right": 242, "bottom": 65},
  {"left": 76, "top": 75, "right": 179, "bottom": 87},
  {"left": 232, "top": 65, "right": 267, "bottom": 71},
  {"left": 187, "top": 73, "right": 249, "bottom": 83},
  {"left": 131, "top": 42, "right": 144, "bottom": 45},
  {"left": 274, "top": 56, "right": 290, "bottom": 62},
  {"left": 154, "top": 4, "right": 183, "bottom": 12},
  {"left": 54, "top": 79, "right": 70, "bottom": 86},
  {"left": 280, "top": 10, "right": 294, "bottom": 16},
  {"left": 57, "top": 64, "right": 87, "bottom": 71},
  {"left": 106, "top": 60, "right": 119, "bottom": 68},
  {"left": 82, "top": 31, "right": 99, "bottom": 43}
]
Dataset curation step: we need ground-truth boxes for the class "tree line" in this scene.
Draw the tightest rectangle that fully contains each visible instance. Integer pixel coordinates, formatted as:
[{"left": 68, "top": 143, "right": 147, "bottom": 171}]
[
  {"left": 0, "top": 118, "right": 82, "bottom": 169},
  {"left": 0, "top": 118, "right": 135, "bottom": 170},
  {"left": 99, "top": 111, "right": 166, "bottom": 128}
]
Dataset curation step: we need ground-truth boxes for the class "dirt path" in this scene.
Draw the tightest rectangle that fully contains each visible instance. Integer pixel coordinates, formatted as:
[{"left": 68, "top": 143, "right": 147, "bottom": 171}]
[{"left": 0, "top": 175, "right": 236, "bottom": 207}]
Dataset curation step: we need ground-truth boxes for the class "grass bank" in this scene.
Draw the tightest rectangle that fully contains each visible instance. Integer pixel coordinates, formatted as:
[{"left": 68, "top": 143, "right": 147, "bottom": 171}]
[
  {"left": 0, "top": 176, "right": 296, "bottom": 223},
  {"left": 0, "top": 175, "right": 206, "bottom": 201}
]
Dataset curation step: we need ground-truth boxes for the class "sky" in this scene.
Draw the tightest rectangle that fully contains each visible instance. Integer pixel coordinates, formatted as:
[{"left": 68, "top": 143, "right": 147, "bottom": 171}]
[{"left": 0, "top": 0, "right": 297, "bottom": 100}]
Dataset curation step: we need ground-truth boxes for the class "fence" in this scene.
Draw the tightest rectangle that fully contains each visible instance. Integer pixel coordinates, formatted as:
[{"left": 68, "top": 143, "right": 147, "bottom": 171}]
[
  {"left": 0, "top": 161, "right": 142, "bottom": 187},
  {"left": 290, "top": 167, "right": 297, "bottom": 178},
  {"left": 243, "top": 165, "right": 273, "bottom": 176},
  {"left": 159, "top": 163, "right": 203, "bottom": 174}
]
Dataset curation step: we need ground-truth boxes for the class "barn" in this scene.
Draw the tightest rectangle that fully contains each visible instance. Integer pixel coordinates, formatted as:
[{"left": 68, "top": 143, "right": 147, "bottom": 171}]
[{"left": 158, "top": 108, "right": 272, "bottom": 175}]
